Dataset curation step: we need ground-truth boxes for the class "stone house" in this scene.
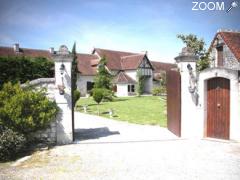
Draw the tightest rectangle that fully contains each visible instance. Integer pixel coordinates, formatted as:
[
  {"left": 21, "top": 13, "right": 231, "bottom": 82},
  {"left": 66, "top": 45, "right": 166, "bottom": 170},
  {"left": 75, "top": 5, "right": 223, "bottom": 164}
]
[
  {"left": 167, "top": 30, "right": 240, "bottom": 141},
  {"left": 0, "top": 45, "right": 174, "bottom": 97},
  {"left": 209, "top": 30, "right": 240, "bottom": 70}
]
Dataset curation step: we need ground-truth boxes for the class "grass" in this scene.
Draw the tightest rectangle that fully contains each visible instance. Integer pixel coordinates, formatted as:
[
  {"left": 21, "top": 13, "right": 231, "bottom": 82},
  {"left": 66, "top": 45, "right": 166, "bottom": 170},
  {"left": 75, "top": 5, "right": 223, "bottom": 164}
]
[{"left": 76, "top": 96, "right": 167, "bottom": 127}]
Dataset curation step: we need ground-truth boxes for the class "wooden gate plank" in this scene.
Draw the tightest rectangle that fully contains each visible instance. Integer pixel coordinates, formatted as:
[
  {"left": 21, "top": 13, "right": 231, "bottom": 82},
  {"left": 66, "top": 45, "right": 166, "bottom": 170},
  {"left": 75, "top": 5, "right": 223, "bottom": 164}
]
[
  {"left": 207, "top": 77, "right": 230, "bottom": 139},
  {"left": 166, "top": 70, "right": 181, "bottom": 137}
]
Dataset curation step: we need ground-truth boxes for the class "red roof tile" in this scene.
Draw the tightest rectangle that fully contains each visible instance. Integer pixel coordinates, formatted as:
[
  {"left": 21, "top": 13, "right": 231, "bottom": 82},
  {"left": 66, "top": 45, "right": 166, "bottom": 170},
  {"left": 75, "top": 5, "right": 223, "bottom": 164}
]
[
  {"left": 77, "top": 53, "right": 99, "bottom": 75},
  {"left": 151, "top": 61, "right": 177, "bottom": 73},
  {"left": 113, "top": 71, "right": 137, "bottom": 84},
  {"left": 93, "top": 48, "right": 139, "bottom": 70},
  {"left": 0, "top": 46, "right": 52, "bottom": 59},
  {"left": 121, "top": 54, "right": 145, "bottom": 70}
]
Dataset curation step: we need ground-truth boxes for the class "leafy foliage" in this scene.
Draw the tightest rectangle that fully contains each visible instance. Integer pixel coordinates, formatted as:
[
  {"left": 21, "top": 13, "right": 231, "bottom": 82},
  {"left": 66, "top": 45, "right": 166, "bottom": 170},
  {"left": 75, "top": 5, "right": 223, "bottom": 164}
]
[
  {"left": 177, "top": 34, "right": 210, "bottom": 71},
  {"left": 0, "top": 82, "right": 58, "bottom": 135},
  {"left": 71, "top": 42, "right": 80, "bottom": 107},
  {"left": 94, "top": 57, "right": 113, "bottom": 90},
  {"left": 0, "top": 126, "right": 26, "bottom": 162},
  {"left": 92, "top": 88, "right": 105, "bottom": 104},
  {"left": 152, "top": 87, "right": 166, "bottom": 96},
  {"left": 73, "top": 90, "right": 81, "bottom": 106},
  {"left": 136, "top": 70, "right": 145, "bottom": 96},
  {"left": 0, "top": 56, "right": 54, "bottom": 88},
  {"left": 92, "top": 88, "right": 105, "bottom": 115}
]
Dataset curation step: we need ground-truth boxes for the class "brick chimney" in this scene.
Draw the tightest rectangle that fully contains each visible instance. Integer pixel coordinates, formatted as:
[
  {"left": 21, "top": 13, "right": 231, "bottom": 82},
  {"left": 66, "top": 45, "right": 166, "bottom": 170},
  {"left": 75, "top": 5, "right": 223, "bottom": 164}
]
[{"left": 13, "top": 43, "right": 19, "bottom": 52}]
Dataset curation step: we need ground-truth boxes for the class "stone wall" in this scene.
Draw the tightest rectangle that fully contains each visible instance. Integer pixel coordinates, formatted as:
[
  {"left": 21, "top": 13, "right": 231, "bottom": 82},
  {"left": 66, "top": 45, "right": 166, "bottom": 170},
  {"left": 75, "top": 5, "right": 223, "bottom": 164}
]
[
  {"left": 223, "top": 44, "right": 240, "bottom": 70},
  {"left": 210, "top": 35, "right": 240, "bottom": 70},
  {"left": 31, "top": 121, "right": 57, "bottom": 144}
]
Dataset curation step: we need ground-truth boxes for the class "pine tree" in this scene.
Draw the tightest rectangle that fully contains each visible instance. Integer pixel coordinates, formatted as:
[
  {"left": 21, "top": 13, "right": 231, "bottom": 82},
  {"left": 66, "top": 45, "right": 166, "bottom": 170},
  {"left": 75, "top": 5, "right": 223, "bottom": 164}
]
[
  {"left": 71, "top": 42, "right": 78, "bottom": 93},
  {"left": 94, "top": 57, "right": 112, "bottom": 90}
]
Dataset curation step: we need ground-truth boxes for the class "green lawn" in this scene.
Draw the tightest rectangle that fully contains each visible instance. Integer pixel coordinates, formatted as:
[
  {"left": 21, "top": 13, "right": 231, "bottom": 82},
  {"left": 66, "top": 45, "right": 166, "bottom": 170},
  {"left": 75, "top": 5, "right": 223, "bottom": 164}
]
[{"left": 76, "top": 96, "right": 167, "bottom": 127}]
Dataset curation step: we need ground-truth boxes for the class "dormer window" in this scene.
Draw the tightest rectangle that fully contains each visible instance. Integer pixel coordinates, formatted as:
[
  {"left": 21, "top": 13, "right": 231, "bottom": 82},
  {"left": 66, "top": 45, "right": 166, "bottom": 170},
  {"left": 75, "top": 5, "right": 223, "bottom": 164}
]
[{"left": 217, "top": 46, "right": 223, "bottom": 67}]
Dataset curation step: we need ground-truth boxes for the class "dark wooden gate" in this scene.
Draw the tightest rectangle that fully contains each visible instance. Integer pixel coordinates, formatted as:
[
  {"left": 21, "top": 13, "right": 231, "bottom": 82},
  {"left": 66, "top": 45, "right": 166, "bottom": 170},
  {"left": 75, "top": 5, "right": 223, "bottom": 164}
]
[
  {"left": 207, "top": 77, "right": 230, "bottom": 139},
  {"left": 166, "top": 70, "right": 181, "bottom": 137}
]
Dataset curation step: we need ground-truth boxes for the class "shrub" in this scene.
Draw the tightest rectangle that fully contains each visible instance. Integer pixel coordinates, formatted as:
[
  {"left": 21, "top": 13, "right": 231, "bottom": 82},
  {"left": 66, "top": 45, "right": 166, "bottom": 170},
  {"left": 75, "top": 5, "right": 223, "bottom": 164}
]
[
  {"left": 0, "top": 127, "right": 26, "bottom": 162},
  {"left": 0, "top": 56, "right": 54, "bottom": 89},
  {"left": 73, "top": 89, "right": 81, "bottom": 106},
  {"left": 92, "top": 88, "right": 105, "bottom": 115},
  {"left": 102, "top": 89, "right": 115, "bottom": 101},
  {"left": 152, "top": 86, "right": 166, "bottom": 96},
  {"left": 92, "top": 88, "right": 104, "bottom": 104},
  {"left": 0, "top": 82, "right": 58, "bottom": 135}
]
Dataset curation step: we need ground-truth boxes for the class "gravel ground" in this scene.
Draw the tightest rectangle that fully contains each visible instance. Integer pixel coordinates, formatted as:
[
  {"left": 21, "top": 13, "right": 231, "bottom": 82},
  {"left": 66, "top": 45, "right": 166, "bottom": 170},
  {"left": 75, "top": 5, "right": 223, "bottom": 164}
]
[{"left": 1, "top": 112, "right": 240, "bottom": 180}]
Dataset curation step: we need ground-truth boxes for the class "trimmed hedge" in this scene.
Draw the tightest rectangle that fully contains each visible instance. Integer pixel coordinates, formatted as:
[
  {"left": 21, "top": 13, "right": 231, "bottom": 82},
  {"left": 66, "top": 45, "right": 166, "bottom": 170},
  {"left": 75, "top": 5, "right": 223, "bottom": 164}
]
[{"left": 0, "top": 56, "right": 54, "bottom": 88}]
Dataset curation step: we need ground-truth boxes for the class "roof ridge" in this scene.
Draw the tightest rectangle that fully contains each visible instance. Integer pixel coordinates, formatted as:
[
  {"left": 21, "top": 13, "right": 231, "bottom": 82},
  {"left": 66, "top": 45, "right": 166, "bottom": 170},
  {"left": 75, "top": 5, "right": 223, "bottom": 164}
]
[
  {"left": 121, "top": 54, "right": 144, "bottom": 59},
  {"left": 94, "top": 48, "right": 139, "bottom": 54}
]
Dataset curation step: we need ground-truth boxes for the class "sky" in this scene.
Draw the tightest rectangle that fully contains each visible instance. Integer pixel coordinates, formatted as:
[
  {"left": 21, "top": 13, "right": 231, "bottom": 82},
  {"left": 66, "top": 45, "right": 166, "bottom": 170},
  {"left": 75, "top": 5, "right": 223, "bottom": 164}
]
[{"left": 0, "top": 0, "right": 240, "bottom": 63}]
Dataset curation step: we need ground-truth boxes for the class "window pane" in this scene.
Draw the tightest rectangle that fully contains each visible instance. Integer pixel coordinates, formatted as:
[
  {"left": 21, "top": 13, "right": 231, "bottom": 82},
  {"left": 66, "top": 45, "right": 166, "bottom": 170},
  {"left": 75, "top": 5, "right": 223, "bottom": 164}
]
[
  {"left": 131, "top": 85, "right": 135, "bottom": 92},
  {"left": 128, "top": 85, "right": 130, "bottom": 92}
]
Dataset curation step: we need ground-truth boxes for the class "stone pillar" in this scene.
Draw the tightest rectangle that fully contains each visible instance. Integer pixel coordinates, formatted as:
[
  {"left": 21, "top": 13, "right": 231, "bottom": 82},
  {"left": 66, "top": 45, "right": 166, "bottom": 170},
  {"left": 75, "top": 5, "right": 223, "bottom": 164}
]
[
  {"left": 175, "top": 47, "right": 199, "bottom": 138},
  {"left": 52, "top": 45, "right": 73, "bottom": 144}
]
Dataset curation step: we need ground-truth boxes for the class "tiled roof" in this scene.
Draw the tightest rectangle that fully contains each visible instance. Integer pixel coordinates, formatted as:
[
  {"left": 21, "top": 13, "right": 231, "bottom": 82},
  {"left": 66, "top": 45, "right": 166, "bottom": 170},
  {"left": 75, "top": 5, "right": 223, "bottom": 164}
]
[
  {"left": 121, "top": 54, "right": 146, "bottom": 70},
  {"left": 77, "top": 53, "right": 99, "bottom": 75},
  {"left": 218, "top": 32, "right": 240, "bottom": 61},
  {"left": 0, "top": 45, "right": 157, "bottom": 75},
  {"left": 113, "top": 71, "right": 137, "bottom": 84},
  {"left": 151, "top": 61, "right": 177, "bottom": 73},
  {"left": 0, "top": 46, "right": 52, "bottom": 59},
  {"left": 93, "top": 48, "right": 140, "bottom": 70}
]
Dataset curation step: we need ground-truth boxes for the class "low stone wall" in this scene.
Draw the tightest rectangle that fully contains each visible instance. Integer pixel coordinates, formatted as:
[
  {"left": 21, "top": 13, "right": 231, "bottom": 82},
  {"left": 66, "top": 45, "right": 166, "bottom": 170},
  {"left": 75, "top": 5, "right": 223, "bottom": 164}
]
[{"left": 31, "top": 121, "right": 57, "bottom": 144}]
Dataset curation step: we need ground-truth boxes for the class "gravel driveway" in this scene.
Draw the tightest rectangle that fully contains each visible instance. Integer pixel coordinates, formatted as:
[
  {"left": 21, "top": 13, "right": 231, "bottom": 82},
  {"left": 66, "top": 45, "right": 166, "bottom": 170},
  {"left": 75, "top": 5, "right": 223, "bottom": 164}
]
[{"left": 1, "top": 112, "right": 240, "bottom": 180}]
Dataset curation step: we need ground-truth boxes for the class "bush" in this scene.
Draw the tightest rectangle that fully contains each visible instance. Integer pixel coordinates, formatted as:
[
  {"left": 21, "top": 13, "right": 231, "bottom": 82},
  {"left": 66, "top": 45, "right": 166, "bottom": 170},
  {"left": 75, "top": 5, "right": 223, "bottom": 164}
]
[
  {"left": 92, "top": 88, "right": 105, "bottom": 104},
  {"left": 152, "top": 86, "right": 166, "bottom": 96},
  {"left": 0, "top": 127, "right": 26, "bottom": 162},
  {"left": 0, "top": 82, "right": 58, "bottom": 135},
  {"left": 73, "top": 89, "right": 81, "bottom": 106},
  {"left": 0, "top": 56, "right": 54, "bottom": 89},
  {"left": 102, "top": 89, "right": 114, "bottom": 101}
]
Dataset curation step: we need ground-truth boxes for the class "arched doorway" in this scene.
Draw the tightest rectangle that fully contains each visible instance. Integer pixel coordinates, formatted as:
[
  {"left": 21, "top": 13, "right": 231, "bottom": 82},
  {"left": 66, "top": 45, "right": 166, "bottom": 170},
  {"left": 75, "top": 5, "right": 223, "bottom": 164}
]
[{"left": 207, "top": 77, "right": 230, "bottom": 139}]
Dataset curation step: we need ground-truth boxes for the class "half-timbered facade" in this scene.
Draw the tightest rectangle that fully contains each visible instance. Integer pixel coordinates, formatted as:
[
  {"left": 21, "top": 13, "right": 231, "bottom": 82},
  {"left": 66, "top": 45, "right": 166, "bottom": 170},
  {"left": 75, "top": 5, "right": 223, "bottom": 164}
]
[{"left": 77, "top": 48, "right": 154, "bottom": 96}]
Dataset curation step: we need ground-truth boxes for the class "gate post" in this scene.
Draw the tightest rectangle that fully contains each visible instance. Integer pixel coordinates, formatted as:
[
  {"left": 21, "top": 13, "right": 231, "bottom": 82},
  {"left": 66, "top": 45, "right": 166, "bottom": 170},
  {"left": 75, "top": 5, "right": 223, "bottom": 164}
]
[
  {"left": 52, "top": 45, "right": 73, "bottom": 144},
  {"left": 175, "top": 47, "right": 199, "bottom": 138}
]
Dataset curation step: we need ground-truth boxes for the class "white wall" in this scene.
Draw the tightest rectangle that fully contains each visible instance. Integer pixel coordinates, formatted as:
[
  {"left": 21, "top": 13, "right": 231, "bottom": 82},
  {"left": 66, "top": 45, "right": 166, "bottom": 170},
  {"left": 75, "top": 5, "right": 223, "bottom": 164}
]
[
  {"left": 77, "top": 75, "right": 95, "bottom": 96},
  {"left": 125, "top": 70, "right": 137, "bottom": 81},
  {"left": 116, "top": 84, "right": 128, "bottom": 97},
  {"left": 144, "top": 77, "right": 153, "bottom": 93},
  {"left": 177, "top": 61, "right": 200, "bottom": 138}
]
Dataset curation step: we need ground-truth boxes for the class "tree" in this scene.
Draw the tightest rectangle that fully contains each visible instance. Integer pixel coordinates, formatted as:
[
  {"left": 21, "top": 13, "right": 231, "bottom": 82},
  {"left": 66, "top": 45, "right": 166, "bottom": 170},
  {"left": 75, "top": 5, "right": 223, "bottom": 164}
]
[
  {"left": 94, "top": 57, "right": 113, "bottom": 90},
  {"left": 92, "top": 88, "right": 104, "bottom": 115},
  {"left": 136, "top": 70, "right": 145, "bottom": 96},
  {"left": 177, "top": 34, "right": 210, "bottom": 71},
  {"left": 0, "top": 56, "right": 54, "bottom": 89},
  {"left": 71, "top": 42, "right": 80, "bottom": 106}
]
